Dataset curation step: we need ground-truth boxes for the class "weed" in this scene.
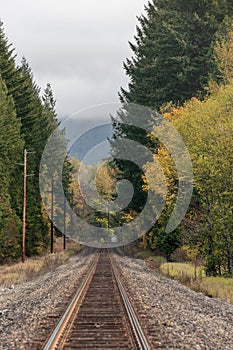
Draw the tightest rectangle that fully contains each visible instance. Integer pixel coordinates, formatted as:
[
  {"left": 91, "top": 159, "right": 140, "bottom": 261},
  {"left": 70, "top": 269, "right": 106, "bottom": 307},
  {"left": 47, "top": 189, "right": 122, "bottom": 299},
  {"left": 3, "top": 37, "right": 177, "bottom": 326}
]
[{"left": 160, "top": 262, "right": 233, "bottom": 304}]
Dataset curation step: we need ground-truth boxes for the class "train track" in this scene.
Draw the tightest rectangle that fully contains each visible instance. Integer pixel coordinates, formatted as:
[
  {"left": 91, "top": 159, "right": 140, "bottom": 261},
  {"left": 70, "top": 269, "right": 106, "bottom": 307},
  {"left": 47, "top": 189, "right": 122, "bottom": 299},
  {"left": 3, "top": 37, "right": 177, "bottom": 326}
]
[{"left": 42, "top": 250, "right": 151, "bottom": 350}]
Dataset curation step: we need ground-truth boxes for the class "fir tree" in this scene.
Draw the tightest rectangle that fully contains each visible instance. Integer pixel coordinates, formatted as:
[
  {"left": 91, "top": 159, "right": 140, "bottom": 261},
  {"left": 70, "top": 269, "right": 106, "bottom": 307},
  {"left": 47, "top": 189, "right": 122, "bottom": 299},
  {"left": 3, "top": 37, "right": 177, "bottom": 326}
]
[
  {"left": 0, "top": 21, "right": 73, "bottom": 260},
  {"left": 112, "top": 0, "right": 233, "bottom": 250},
  {"left": 0, "top": 74, "right": 23, "bottom": 261},
  {"left": 120, "top": 0, "right": 233, "bottom": 110}
]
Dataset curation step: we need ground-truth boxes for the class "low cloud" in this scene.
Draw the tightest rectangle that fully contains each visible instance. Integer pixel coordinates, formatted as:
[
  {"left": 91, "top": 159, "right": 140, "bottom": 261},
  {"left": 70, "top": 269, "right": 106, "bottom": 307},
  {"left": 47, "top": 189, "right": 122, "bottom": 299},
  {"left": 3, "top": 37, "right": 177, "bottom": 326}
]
[{"left": 1, "top": 0, "right": 147, "bottom": 117}]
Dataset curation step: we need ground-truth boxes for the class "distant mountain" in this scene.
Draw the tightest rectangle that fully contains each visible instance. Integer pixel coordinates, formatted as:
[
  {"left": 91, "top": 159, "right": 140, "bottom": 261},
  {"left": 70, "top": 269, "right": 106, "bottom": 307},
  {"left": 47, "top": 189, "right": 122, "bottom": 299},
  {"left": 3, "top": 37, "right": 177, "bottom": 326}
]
[{"left": 69, "top": 123, "right": 113, "bottom": 164}]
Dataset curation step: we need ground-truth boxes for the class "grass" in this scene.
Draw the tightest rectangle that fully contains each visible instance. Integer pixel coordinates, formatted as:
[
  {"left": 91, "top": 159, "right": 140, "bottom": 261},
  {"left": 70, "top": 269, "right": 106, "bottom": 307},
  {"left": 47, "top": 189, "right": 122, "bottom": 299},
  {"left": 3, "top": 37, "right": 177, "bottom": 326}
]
[
  {"left": 160, "top": 262, "right": 233, "bottom": 304},
  {"left": 124, "top": 243, "right": 233, "bottom": 304},
  {"left": 0, "top": 237, "right": 81, "bottom": 287},
  {"left": 0, "top": 253, "right": 67, "bottom": 287},
  {"left": 160, "top": 262, "right": 204, "bottom": 280}
]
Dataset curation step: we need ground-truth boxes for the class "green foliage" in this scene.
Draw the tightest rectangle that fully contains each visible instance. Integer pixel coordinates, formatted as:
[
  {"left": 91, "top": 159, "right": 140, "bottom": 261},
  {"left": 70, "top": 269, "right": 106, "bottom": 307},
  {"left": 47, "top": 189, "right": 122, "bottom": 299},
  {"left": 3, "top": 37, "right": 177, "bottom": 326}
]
[
  {"left": 173, "top": 84, "right": 233, "bottom": 276},
  {"left": 110, "top": 0, "right": 233, "bottom": 273},
  {"left": 160, "top": 262, "right": 233, "bottom": 304},
  {"left": 111, "top": 0, "right": 233, "bottom": 257},
  {"left": 15, "top": 59, "right": 51, "bottom": 256},
  {"left": 0, "top": 74, "right": 23, "bottom": 261},
  {"left": 0, "top": 204, "right": 21, "bottom": 263},
  {"left": 0, "top": 22, "right": 73, "bottom": 262},
  {"left": 110, "top": 105, "right": 157, "bottom": 236},
  {"left": 152, "top": 228, "right": 181, "bottom": 261},
  {"left": 120, "top": 0, "right": 233, "bottom": 110}
]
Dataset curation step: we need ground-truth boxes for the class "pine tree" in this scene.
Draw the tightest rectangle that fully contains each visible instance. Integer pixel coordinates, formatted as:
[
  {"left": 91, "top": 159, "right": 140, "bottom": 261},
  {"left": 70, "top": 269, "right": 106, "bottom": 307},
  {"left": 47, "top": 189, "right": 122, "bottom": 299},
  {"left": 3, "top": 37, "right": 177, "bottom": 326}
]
[
  {"left": 111, "top": 0, "right": 233, "bottom": 249},
  {"left": 42, "top": 83, "right": 58, "bottom": 139},
  {"left": 41, "top": 83, "right": 73, "bottom": 239},
  {"left": 0, "top": 24, "right": 33, "bottom": 218},
  {"left": 0, "top": 21, "right": 18, "bottom": 95},
  {"left": 0, "top": 74, "right": 23, "bottom": 261},
  {"left": 120, "top": 0, "right": 233, "bottom": 110},
  {"left": 0, "top": 21, "right": 73, "bottom": 259},
  {"left": 15, "top": 59, "right": 50, "bottom": 255}
]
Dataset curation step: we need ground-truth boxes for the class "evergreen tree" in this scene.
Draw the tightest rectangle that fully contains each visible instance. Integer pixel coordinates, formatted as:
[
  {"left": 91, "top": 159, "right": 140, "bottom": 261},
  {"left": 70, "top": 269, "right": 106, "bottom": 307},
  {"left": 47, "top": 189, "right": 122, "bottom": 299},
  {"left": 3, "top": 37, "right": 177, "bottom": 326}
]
[
  {"left": 0, "top": 21, "right": 18, "bottom": 96},
  {"left": 0, "top": 23, "right": 36, "bottom": 219},
  {"left": 16, "top": 59, "right": 50, "bottom": 255},
  {"left": 0, "top": 74, "right": 23, "bottom": 261},
  {"left": 40, "top": 83, "right": 73, "bottom": 240},
  {"left": 42, "top": 83, "right": 59, "bottom": 140},
  {"left": 120, "top": 0, "right": 233, "bottom": 110},
  {"left": 0, "top": 24, "right": 57, "bottom": 256},
  {"left": 110, "top": 105, "right": 155, "bottom": 226},
  {"left": 111, "top": 0, "right": 233, "bottom": 251},
  {"left": 0, "top": 21, "right": 73, "bottom": 260}
]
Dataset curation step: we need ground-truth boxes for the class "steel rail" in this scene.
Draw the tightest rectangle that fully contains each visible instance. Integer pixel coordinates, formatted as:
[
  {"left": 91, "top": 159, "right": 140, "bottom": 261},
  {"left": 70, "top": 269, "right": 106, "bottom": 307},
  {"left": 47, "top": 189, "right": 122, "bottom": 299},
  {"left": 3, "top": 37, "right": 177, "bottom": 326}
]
[
  {"left": 42, "top": 250, "right": 150, "bottom": 350},
  {"left": 42, "top": 253, "right": 99, "bottom": 350},
  {"left": 111, "top": 257, "right": 151, "bottom": 350}
]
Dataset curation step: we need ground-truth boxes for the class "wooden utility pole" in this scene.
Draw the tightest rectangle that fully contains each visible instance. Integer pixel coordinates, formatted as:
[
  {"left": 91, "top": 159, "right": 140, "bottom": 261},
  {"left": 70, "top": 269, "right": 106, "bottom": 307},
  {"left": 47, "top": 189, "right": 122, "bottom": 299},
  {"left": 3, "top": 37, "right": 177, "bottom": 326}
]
[
  {"left": 63, "top": 192, "right": 66, "bottom": 250},
  {"left": 107, "top": 198, "right": 110, "bottom": 241},
  {"left": 70, "top": 189, "right": 74, "bottom": 227},
  {"left": 50, "top": 176, "right": 54, "bottom": 254},
  {"left": 22, "top": 149, "right": 27, "bottom": 263}
]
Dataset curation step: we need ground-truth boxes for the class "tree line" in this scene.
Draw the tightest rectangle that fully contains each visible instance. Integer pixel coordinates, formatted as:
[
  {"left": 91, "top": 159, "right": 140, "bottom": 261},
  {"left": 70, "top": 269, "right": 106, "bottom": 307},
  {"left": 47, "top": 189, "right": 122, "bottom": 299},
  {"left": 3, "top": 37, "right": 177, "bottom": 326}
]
[
  {"left": 1, "top": 0, "right": 233, "bottom": 275},
  {"left": 111, "top": 0, "right": 233, "bottom": 276},
  {"left": 0, "top": 21, "right": 63, "bottom": 262}
]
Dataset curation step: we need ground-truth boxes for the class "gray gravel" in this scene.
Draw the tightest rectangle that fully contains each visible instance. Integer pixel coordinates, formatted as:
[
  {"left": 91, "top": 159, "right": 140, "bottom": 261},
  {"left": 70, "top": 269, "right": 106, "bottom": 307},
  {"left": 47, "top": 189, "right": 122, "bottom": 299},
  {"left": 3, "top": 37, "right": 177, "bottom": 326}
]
[
  {"left": 113, "top": 253, "right": 233, "bottom": 350},
  {"left": 1, "top": 250, "right": 233, "bottom": 349},
  {"left": 0, "top": 250, "right": 94, "bottom": 350}
]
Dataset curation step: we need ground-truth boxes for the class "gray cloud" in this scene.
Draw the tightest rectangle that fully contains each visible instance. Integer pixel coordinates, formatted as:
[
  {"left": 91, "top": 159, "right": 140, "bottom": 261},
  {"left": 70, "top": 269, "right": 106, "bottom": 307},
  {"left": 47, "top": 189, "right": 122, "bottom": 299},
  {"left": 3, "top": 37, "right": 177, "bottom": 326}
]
[{"left": 1, "top": 0, "right": 147, "bottom": 117}]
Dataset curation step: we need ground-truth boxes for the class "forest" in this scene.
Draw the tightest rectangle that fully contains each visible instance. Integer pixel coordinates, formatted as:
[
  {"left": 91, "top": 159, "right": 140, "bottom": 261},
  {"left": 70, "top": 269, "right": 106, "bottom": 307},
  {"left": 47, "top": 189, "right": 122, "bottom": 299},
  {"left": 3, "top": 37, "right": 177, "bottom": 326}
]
[
  {"left": 0, "top": 0, "right": 232, "bottom": 277},
  {"left": 0, "top": 19, "right": 65, "bottom": 262}
]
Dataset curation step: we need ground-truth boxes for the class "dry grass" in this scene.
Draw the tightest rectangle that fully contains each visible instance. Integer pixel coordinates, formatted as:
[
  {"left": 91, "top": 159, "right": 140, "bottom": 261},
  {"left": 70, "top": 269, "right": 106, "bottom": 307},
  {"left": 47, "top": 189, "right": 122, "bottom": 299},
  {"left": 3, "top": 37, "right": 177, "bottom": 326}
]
[
  {"left": 53, "top": 236, "right": 81, "bottom": 255},
  {"left": 124, "top": 243, "right": 233, "bottom": 305},
  {"left": 160, "top": 262, "right": 233, "bottom": 304},
  {"left": 0, "top": 237, "right": 81, "bottom": 287},
  {"left": 0, "top": 253, "right": 67, "bottom": 287}
]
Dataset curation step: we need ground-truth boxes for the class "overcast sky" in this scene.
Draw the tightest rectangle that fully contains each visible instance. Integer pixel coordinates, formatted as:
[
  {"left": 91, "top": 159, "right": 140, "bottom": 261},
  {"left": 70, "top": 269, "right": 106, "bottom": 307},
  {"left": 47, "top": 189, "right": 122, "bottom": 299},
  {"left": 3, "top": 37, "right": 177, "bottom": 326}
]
[{"left": 1, "top": 0, "right": 147, "bottom": 118}]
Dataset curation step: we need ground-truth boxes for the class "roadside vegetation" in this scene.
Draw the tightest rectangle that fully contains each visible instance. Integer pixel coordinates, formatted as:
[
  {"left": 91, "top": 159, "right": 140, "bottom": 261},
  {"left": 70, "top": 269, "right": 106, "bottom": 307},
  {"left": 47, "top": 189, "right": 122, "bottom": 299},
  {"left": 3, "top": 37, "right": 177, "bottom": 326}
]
[
  {"left": 160, "top": 262, "right": 233, "bottom": 304},
  {"left": 125, "top": 243, "right": 233, "bottom": 304},
  {"left": 0, "top": 238, "right": 81, "bottom": 287}
]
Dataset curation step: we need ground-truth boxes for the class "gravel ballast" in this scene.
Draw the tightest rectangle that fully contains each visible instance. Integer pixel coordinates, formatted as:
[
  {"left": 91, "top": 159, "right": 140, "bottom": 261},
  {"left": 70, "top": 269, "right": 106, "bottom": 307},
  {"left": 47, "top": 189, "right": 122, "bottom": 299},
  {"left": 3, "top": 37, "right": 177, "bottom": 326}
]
[
  {"left": 113, "top": 253, "right": 233, "bottom": 350},
  {"left": 0, "top": 250, "right": 94, "bottom": 350},
  {"left": 1, "top": 250, "right": 233, "bottom": 349}
]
